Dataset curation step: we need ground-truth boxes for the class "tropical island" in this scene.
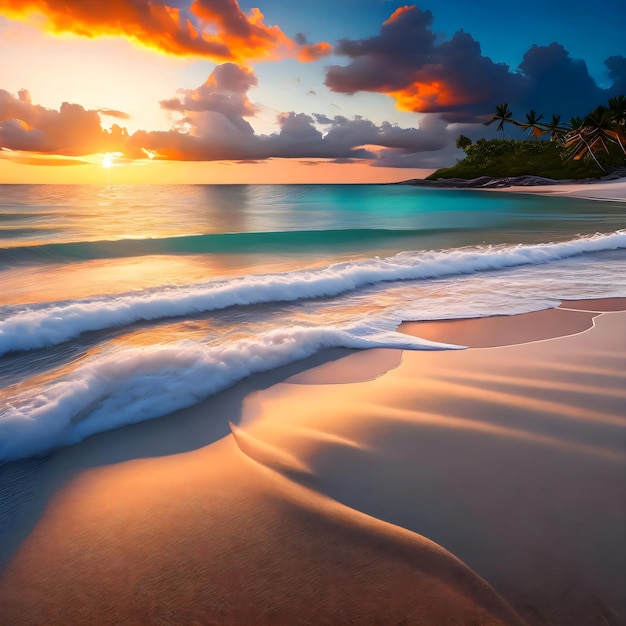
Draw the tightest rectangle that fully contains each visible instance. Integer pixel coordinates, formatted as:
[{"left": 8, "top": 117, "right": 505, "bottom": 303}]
[{"left": 402, "top": 96, "right": 626, "bottom": 188}]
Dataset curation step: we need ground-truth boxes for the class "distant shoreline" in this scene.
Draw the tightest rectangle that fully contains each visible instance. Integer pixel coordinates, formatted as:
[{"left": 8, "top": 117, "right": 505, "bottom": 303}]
[
  {"left": 394, "top": 173, "right": 626, "bottom": 202},
  {"left": 394, "top": 172, "right": 626, "bottom": 189}
]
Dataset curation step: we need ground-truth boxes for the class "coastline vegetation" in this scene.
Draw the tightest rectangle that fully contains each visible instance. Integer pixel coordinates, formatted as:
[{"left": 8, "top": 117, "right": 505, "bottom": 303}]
[{"left": 427, "top": 96, "right": 626, "bottom": 181}]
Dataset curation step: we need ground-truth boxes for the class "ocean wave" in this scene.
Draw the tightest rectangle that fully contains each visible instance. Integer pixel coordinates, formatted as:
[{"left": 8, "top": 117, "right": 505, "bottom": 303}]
[
  {"left": 1, "top": 230, "right": 625, "bottom": 356},
  {"left": 0, "top": 324, "right": 454, "bottom": 462},
  {"left": 0, "top": 228, "right": 436, "bottom": 266}
]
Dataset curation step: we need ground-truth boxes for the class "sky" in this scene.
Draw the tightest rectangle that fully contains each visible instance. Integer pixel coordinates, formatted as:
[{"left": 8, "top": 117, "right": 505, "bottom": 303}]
[{"left": 0, "top": 0, "right": 624, "bottom": 184}]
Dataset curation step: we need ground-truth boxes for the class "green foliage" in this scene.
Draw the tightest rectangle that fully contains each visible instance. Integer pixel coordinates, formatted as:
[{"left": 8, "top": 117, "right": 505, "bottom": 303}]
[
  {"left": 455, "top": 134, "right": 472, "bottom": 151},
  {"left": 523, "top": 109, "right": 544, "bottom": 137},
  {"left": 562, "top": 105, "right": 626, "bottom": 172},
  {"left": 608, "top": 95, "right": 626, "bottom": 127},
  {"left": 459, "top": 97, "right": 626, "bottom": 179},
  {"left": 485, "top": 103, "right": 514, "bottom": 137},
  {"left": 428, "top": 138, "right": 604, "bottom": 180}
]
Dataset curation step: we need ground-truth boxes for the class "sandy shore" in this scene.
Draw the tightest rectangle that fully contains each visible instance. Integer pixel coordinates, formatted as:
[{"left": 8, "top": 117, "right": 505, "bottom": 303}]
[
  {"left": 402, "top": 175, "right": 626, "bottom": 201},
  {"left": 0, "top": 297, "right": 624, "bottom": 625},
  {"left": 497, "top": 178, "right": 626, "bottom": 201}
]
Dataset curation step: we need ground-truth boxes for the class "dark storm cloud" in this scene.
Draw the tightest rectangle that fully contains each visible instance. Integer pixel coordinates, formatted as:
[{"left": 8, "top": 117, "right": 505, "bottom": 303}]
[
  {"left": 324, "top": 5, "right": 624, "bottom": 121},
  {"left": 325, "top": 5, "right": 524, "bottom": 120},
  {"left": 515, "top": 43, "right": 604, "bottom": 118},
  {"left": 606, "top": 56, "right": 626, "bottom": 97}
]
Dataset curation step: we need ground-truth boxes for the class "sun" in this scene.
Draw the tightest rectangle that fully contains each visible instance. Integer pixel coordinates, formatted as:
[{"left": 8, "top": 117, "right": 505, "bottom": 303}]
[{"left": 102, "top": 152, "right": 124, "bottom": 168}]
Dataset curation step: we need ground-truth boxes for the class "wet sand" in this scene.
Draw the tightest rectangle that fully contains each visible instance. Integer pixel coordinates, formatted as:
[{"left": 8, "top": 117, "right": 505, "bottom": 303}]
[{"left": 0, "top": 298, "right": 624, "bottom": 625}]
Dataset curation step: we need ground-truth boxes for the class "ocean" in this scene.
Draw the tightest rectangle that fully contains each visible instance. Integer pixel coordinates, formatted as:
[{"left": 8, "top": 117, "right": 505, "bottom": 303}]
[{"left": 1, "top": 183, "right": 625, "bottom": 464}]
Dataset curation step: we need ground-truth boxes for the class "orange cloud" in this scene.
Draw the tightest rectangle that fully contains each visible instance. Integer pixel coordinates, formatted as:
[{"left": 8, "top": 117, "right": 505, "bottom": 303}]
[
  {"left": 97, "top": 109, "right": 133, "bottom": 120},
  {"left": 297, "top": 41, "right": 333, "bottom": 63},
  {"left": 383, "top": 5, "right": 416, "bottom": 25},
  {"left": 0, "top": 0, "right": 331, "bottom": 64},
  {"left": 389, "top": 80, "right": 483, "bottom": 113},
  {"left": 0, "top": 89, "right": 129, "bottom": 156}
]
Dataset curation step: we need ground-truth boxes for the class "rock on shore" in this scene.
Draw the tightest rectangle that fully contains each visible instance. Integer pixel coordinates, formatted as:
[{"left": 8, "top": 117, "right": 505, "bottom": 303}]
[{"left": 396, "top": 169, "right": 626, "bottom": 189}]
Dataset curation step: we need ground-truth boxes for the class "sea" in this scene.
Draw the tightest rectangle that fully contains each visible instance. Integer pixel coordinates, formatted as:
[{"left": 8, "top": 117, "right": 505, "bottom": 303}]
[{"left": 1, "top": 183, "right": 625, "bottom": 465}]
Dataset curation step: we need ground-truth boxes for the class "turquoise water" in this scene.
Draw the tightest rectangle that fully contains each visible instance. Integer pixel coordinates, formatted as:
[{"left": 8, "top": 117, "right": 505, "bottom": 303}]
[
  {"left": 2, "top": 184, "right": 624, "bottom": 250},
  {"left": 0, "top": 183, "right": 625, "bottom": 464}
]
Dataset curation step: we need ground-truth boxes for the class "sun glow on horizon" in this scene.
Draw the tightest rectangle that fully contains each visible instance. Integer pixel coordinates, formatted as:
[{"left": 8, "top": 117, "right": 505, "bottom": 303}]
[{"left": 102, "top": 152, "right": 123, "bottom": 168}]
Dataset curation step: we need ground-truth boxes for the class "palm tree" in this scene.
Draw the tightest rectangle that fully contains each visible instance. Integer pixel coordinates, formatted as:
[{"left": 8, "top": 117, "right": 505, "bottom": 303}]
[
  {"left": 486, "top": 103, "right": 515, "bottom": 137},
  {"left": 563, "top": 106, "right": 626, "bottom": 172},
  {"left": 587, "top": 106, "right": 625, "bottom": 154},
  {"left": 608, "top": 95, "right": 626, "bottom": 128},
  {"left": 544, "top": 114, "right": 566, "bottom": 142},
  {"left": 567, "top": 116, "right": 584, "bottom": 131},
  {"left": 523, "top": 109, "right": 545, "bottom": 138},
  {"left": 456, "top": 134, "right": 472, "bottom": 151}
]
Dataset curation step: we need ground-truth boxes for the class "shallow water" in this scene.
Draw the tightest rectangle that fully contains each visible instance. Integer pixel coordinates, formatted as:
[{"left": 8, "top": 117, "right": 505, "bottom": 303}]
[{"left": 1, "top": 183, "right": 625, "bottom": 462}]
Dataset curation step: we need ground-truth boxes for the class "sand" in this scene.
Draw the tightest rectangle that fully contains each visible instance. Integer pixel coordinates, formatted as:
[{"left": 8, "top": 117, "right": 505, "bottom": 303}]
[
  {"left": 498, "top": 177, "right": 626, "bottom": 202},
  {"left": 0, "top": 179, "right": 624, "bottom": 624},
  {"left": 0, "top": 297, "right": 624, "bottom": 625}
]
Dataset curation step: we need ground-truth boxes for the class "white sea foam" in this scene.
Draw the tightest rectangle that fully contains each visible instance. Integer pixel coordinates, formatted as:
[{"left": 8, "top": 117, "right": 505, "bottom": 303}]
[
  {"left": 0, "top": 323, "right": 455, "bottom": 462},
  {"left": 1, "top": 231, "right": 624, "bottom": 357}
]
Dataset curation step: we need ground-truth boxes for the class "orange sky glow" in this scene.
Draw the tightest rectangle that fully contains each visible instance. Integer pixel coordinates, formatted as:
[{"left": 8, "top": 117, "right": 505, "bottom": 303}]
[
  {"left": 0, "top": 154, "right": 433, "bottom": 185},
  {"left": 1, "top": 1, "right": 623, "bottom": 184},
  {"left": 0, "top": 2, "right": 446, "bottom": 184}
]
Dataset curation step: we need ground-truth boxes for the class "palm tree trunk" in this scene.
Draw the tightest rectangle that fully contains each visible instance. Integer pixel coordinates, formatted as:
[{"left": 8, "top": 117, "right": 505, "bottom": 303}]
[{"left": 581, "top": 136, "right": 606, "bottom": 172}]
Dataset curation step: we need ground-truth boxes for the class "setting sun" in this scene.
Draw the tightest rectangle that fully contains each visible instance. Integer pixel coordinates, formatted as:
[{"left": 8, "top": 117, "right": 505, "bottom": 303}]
[{"left": 102, "top": 152, "right": 122, "bottom": 168}]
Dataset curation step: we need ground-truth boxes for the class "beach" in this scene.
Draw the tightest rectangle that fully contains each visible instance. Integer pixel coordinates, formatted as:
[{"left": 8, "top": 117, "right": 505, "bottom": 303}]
[
  {"left": 0, "top": 181, "right": 625, "bottom": 624},
  {"left": 497, "top": 178, "right": 626, "bottom": 202}
]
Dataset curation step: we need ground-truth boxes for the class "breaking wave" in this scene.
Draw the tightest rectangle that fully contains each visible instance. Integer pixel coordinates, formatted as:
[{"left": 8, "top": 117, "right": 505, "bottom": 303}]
[
  {"left": 1, "top": 230, "right": 624, "bottom": 357},
  {"left": 0, "top": 323, "right": 455, "bottom": 462}
]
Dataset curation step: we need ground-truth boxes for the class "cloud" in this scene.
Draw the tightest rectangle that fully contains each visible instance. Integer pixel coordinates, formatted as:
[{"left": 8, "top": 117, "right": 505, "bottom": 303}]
[
  {"left": 297, "top": 41, "right": 332, "bottom": 63},
  {"left": 606, "top": 56, "right": 626, "bottom": 97},
  {"left": 0, "top": 89, "right": 127, "bottom": 155},
  {"left": 324, "top": 5, "right": 623, "bottom": 122},
  {"left": 97, "top": 109, "right": 133, "bottom": 120},
  {"left": 160, "top": 62, "right": 258, "bottom": 133},
  {"left": 291, "top": 31, "right": 332, "bottom": 62},
  {"left": 311, "top": 114, "right": 449, "bottom": 155},
  {"left": 0, "top": 63, "right": 483, "bottom": 170},
  {"left": 261, "top": 111, "right": 451, "bottom": 161},
  {"left": 325, "top": 5, "right": 523, "bottom": 119},
  {"left": 312, "top": 113, "right": 333, "bottom": 125},
  {"left": 515, "top": 43, "right": 604, "bottom": 117},
  {"left": 134, "top": 106, "right": 451, "bottom": 164},
  {"left": 0, "top": 0, "right": 331, "bottom": 64}
]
